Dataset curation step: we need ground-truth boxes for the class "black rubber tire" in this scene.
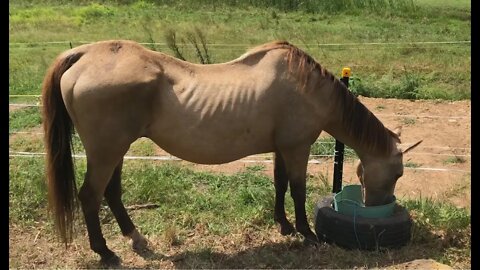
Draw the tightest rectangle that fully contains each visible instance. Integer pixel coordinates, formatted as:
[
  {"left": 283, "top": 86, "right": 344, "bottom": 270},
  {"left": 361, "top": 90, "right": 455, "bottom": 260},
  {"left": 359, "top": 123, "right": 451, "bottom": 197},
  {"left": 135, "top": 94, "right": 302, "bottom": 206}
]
[{"left": 314, "top": 195, "right": 412, "bottom": 250}]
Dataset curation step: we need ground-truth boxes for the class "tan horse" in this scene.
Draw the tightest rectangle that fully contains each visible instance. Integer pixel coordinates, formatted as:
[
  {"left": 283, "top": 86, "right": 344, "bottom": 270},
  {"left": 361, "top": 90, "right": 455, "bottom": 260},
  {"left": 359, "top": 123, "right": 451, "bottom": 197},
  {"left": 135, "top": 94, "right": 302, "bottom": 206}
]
[{"left": 42, "top": 40, "right": 421, "bottom": 264}]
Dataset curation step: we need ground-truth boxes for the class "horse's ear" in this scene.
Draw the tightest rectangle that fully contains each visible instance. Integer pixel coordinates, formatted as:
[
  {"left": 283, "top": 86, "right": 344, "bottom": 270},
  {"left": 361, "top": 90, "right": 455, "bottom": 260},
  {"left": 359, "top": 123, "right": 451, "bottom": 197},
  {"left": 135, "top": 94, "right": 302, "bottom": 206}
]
[
  {"left": 401, "top": 140, "right": 423, "bottom": 154},
  {"left": 392, "top": 126, "right": 402, "bottom": 137}
]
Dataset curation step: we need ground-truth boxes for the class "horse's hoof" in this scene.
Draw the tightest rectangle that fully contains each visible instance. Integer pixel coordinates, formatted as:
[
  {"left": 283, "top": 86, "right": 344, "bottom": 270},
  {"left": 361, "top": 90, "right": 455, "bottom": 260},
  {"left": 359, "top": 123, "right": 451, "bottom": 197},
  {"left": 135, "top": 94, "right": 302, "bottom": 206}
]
[
  {"left": 303, "top": 234, "right": 320, "bottom": 246},
  {"left": 129, "top": 229, "right": 149, "bottom": 251},
  {"left": 132, "top": 234, "right": 149, "bottom": 251},
  {"left": 100, "top": 253, "right": 121, "bottom": 267},
  {"left": 279, "top": 222, "right": 296, "bottom": 236}
]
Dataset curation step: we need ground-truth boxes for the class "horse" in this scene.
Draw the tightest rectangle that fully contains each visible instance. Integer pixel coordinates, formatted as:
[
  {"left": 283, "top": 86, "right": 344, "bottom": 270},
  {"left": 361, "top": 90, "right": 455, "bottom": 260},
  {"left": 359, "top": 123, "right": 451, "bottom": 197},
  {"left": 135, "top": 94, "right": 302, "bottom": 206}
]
[{"left": 41, "top": 40, "right": 422, "bottom": 264}]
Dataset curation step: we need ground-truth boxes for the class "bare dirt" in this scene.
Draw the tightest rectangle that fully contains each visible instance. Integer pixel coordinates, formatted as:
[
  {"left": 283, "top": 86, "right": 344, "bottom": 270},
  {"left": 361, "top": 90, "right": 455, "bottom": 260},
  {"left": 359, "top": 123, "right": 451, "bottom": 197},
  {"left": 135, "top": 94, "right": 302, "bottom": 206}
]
[{"left": 9, "top": 97, "right": 471, "bottom": 269}]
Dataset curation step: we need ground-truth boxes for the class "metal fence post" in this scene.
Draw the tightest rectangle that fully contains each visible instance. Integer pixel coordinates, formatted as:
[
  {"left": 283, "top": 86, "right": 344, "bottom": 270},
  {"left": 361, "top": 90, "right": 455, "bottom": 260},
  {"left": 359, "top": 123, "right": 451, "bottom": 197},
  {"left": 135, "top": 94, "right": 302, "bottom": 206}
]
[{"left": 332, "top": 67, "right": 351, "bottom": 193}]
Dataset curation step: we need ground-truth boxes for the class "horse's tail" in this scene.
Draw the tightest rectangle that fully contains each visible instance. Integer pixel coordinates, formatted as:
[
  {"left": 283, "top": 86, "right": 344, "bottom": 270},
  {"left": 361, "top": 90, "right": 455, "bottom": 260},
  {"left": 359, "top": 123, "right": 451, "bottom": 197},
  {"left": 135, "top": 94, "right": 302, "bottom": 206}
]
[{"left": 42, "top": 52, "right": 83, "bottom": 246}]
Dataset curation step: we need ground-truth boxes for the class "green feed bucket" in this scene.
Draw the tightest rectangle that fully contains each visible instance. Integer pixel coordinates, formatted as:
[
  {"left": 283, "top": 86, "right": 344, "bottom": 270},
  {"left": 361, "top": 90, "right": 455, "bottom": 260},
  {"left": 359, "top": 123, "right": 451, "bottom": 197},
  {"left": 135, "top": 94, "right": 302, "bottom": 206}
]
[{"left": 333, "top": 185, "right": 396, "bottom": 218}]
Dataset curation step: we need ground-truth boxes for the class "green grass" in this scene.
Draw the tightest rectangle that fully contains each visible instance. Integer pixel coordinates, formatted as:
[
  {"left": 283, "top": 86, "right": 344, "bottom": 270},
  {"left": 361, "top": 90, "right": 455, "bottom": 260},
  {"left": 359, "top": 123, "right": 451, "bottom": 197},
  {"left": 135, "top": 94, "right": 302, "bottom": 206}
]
[
  {"left": 403, "top": 197, "right": 470, "bottom": 230},
  {"left": 9, "top": 157, "right": 470, "bottom": 267},
  {"left": 127, "top": 138, "right": 157, "bottom": 157},
  {"left": 444, "top": 156, "right": 467, "bottom": 164},
  {"left": 405, "top": 161, "right": 421, "bottom": 168},
  {"left": 310, "top": 136, "right": 358, "bottom": 159},
  {"left": 9, "top": 0, "right": 470, "bottom": 100},
  {"left": 9, "top": 157, "right": 48, "bottom": 222},
  {"left": 9, "top": 107, "right": 42, "bottom": 132},
  {"left": 9, "top": 157, "right": 469, "bottom": 234},
  {"left": 402, "top": 197, "right": 470, "bottom": 266},
  {"left": 402, "top": 117, "right": 417, "bottom": 126},
  {"left": 8, "top": 158, "right": 328, "bottom": 231}
]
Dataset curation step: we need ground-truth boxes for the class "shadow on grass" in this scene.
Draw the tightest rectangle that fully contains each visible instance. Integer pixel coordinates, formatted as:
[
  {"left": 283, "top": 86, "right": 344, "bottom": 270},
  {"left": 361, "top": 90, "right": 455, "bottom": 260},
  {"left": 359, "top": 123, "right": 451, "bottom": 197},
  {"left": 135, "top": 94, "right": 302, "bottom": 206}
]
[{"left": 81, "top": 220, "right": 467, "bottom": 269}]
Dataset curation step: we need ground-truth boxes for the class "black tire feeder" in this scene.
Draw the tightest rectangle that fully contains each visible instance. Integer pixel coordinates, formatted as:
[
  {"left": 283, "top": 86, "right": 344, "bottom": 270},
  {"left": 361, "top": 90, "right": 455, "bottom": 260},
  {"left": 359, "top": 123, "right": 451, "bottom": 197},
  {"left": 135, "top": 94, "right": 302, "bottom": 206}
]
[{"left": 314, "top": 195, "right": 412, "bottom": 250}]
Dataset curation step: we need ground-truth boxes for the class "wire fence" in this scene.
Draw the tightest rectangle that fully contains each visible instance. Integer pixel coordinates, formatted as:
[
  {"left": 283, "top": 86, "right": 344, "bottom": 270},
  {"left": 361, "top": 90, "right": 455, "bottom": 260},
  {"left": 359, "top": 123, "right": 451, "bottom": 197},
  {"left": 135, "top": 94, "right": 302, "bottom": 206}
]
[
  {"left": 9, "top": 94, "right": 471, "bottom": 165},
  {"left": 8, "top": 40, "right": 471, "bottom": 54},
  {"left": 8, "top": 101, "right": 471, "bottom": 120},
  {"left": 9, "top": 40, "right": 471, "bottom": 47},
  {"left": 9, "top": 40, "right": 471, "bottom": 173},
  {"left": 7, "top": 130, "right": 471, "bottom": 153},
  {"left": 9, "top": 112, "right": 471, "bottom": 173},
  {"left": 8, "top": 151, "right": 470, "bottom": 173}
]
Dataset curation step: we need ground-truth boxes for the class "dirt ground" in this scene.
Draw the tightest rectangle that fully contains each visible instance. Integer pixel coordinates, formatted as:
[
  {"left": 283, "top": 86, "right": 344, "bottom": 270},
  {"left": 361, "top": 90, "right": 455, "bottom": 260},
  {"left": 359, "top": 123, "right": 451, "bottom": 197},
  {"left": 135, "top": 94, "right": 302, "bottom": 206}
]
[{"left": 9, "top": 97, "right": 471, "bottom": 269}]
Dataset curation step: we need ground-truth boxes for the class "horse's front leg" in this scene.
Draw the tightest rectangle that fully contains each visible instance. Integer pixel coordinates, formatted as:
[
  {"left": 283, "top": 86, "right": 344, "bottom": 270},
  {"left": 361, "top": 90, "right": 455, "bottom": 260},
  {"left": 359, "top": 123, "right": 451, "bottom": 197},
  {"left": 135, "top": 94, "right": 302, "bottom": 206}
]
[
  {"left": 273, "top": 152, "right": 295, "bottom": 235},
  {"left": 280, "top": 146, "right": 318, "bottom": 245}
]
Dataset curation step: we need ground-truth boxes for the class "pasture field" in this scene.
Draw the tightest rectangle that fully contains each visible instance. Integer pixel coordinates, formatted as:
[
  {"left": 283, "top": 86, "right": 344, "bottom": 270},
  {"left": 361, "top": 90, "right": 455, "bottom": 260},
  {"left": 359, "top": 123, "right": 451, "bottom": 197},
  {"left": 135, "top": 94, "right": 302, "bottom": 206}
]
[{"left": 9, "top": 0, "right": 470, "bottom": 269}]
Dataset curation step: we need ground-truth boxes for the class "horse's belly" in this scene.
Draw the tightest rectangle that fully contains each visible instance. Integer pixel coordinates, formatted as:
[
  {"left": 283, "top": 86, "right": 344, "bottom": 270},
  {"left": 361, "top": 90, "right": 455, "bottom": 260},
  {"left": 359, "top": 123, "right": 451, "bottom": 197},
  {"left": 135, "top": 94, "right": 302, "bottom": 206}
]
[{"left": 147, "top": 118, "right": 275, "bottom": 164}]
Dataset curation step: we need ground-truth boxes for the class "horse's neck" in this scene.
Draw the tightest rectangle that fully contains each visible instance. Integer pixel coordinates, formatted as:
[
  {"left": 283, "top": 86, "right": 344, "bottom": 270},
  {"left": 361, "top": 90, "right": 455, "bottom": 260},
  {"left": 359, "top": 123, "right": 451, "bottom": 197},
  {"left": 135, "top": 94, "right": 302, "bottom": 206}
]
[
  {"left": 324, "top": 117, "right": 371, "bottom": 159},
  {"left": 322, "top": 79, "right": 393, "bottom": 159}
]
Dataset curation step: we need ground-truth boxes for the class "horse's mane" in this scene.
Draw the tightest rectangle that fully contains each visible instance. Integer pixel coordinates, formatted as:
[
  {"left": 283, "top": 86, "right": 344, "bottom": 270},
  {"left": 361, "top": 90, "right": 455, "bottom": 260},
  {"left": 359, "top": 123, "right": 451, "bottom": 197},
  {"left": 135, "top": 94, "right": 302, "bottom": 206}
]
[
  {"left": 246, "top": 41, "right": 400, "bottom": 156},
  {"left": 330, "top": 79, "right": 400, "bottom": 156},
  {"left": 245, "top": 40, "right": 335, "bottom": 88}
]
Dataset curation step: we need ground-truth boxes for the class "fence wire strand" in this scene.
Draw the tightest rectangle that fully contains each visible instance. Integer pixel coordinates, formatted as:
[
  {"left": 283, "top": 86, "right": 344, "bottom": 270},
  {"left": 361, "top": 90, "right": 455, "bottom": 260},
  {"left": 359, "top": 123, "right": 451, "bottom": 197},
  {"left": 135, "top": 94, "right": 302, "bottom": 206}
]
[{"left": 8, "top": 151, "right": 469, "bottom": 173}]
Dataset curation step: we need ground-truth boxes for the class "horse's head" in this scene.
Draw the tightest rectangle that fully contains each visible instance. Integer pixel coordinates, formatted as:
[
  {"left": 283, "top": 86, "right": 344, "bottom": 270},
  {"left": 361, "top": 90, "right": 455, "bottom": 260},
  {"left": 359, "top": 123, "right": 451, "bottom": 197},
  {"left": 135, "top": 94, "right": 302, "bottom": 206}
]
[{"left": 356, "top": 127, "right": 422, "bottom": 206}]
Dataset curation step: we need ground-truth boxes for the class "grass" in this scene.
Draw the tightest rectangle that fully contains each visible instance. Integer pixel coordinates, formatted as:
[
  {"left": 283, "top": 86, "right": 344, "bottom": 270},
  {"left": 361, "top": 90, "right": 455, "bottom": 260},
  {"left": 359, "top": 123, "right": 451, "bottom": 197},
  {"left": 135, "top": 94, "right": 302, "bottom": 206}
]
[
  {"left": 9, "top": 0, "right": 471, "bottom": 100},
  {"left": 9, "top": 157, "right": 470, "bottom": 268},
  {"left": 9, "top": 107, "right": 42, "bottom": 132},
  {"left": 310, "top": 136, "right": 358, "bottom": 159},
  {"left": 444, "top": 156, "right": 467, "bottom": 164},
  {"left": 405, "top": 161, "right": 421, "bottom": 168},
  {"left": 402, "top": 117, "right": 417, "bottom": 126}
]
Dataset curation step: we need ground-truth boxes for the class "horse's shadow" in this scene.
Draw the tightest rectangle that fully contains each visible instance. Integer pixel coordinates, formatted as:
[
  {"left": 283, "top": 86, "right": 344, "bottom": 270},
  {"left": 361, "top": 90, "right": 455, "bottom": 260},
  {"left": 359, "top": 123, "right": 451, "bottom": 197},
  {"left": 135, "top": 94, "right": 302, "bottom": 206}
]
[{"left": 83, "top": 223, "right": 460, "bottom": 269}]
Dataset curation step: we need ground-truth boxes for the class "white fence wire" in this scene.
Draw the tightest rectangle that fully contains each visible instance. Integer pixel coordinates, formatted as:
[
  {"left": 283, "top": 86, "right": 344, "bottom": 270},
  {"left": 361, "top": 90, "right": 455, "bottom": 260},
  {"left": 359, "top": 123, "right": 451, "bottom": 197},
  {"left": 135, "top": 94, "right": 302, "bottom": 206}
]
[
  {"left": 9, "top": 38, "right": 471, "bottom": 174},
  {"left": 9, "top": 40, "right": 471, "bottom": 47},
  {"left": 9, "top": 151, "right": 470, "bottom": 173},
  {"left": 8, "top": 102, "right": 471, "bottom": 120}
]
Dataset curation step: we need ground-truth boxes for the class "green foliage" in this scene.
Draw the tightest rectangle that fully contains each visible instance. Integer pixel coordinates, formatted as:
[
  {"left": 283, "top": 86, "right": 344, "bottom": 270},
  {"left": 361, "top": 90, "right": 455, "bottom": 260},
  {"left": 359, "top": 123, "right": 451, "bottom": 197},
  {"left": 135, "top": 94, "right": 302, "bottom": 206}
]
[
  {"left": 9, "top": 157, "right": 48, "bottom": 222},
  {"left": 444, "top": 156, "right": 466, "bottom": 164},
  {"left": 403, "top": 197, "right": 470, "bottom": 231},
  {"left": 404, "top": 161, "right": 421, "bottom": 168},
  {"left": 9, "top": 107, "right": 42, "bottom": 132},
  {"left": 10, "top": 157, "right": 470, "bottom": 234},
  {"left": 9, "top": 0, "right": 470, "bottom": 100},
  {"left": 77, "top": 3, "right": 115, "bottom": 24},
  {"left": 127, "top": 138, "right": 156, "bottom": 156},
  {"left": 349, "top": 69, "right": 470, "bottom": 100},
  {"left": 9, "top": 157, "right": 470, "bottom": 266},
  {"left": 10, "top": 0, "right": 417, "bottom": 14},
  {"left": 9, "top": 135, "right": 45, "bottom": 153},
  {"left": 349, "top": 72, "right": 421, "bottom": 100},
  {"left": 310, "top": 136, "right": 357, "bottom": 159}
]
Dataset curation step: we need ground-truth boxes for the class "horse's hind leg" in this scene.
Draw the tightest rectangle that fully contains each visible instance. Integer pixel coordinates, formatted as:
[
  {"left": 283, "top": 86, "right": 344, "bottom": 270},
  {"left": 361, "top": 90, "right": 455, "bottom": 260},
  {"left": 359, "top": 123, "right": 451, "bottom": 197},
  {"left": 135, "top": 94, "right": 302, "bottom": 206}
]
[
  {"left": 104, "top": 159, "right": 148, "bottom": 251},
  {"left": 273, "top": 152, "right": 295, "bottom": 235},
  {"left": 79, "top": 158, "right": 121, "bottom": 264},
  {"left": 279, "top": 146, "right": 318, "bottom": 245}
]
